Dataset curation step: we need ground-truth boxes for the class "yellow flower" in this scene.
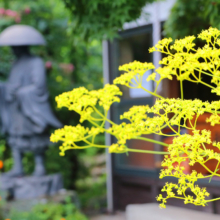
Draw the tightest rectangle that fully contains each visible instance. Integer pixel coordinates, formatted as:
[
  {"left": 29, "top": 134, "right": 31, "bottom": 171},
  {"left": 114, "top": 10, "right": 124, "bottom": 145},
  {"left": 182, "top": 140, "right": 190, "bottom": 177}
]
[
  {"left": 114, "top": 61, "right": 155, "bottom": 87},
  {"left": 51, "top": 27, "right": 220, "bottom": 208}
]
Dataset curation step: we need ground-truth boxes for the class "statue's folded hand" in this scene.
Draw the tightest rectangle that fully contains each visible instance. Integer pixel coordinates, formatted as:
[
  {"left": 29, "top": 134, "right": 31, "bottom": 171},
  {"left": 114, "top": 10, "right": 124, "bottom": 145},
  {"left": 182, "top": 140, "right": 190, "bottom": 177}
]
[
  {"left": 5, "top": 83, "right": 21, "bottom": 101},
  {"left": 16, "top": 85, "right": 35, "bottom": 96}
]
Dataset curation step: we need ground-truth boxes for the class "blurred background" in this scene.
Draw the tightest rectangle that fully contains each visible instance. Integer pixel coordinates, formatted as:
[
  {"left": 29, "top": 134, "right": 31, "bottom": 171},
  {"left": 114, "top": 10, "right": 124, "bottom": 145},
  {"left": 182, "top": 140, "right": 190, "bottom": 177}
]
[
  {"left": 0, "top": 0, "right": 105, "bottom": 219},
  {"left": 0, "top": 0, "right": 220, "bottom": 219}
]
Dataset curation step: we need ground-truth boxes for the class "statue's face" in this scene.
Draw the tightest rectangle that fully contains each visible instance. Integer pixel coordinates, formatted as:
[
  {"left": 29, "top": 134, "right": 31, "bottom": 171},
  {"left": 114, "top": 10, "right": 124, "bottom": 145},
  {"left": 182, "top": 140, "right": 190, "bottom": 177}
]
[{"left": 11, "top": 46, "right": 30, "bottom": 58}]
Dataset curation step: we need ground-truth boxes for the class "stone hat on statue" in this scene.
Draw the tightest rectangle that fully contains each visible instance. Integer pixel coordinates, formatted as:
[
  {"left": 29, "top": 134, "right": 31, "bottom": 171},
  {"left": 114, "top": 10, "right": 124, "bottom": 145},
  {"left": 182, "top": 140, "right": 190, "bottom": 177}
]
[{"left": 0, "top": 24, "right": 46, "bottom": 46}]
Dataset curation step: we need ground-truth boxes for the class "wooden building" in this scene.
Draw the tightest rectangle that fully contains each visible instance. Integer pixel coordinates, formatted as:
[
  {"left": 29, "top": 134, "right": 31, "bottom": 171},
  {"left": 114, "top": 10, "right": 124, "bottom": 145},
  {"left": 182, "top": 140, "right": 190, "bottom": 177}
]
[{"left": 102, "top": 0, "right": 220, "bottom": 214}]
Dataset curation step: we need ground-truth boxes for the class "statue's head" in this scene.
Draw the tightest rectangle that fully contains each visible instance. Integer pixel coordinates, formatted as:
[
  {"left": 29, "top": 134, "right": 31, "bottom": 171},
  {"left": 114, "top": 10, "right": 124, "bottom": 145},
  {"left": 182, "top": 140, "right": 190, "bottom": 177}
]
[
  {"left": 0, "top": 25, "right": 46, "bottom": 58},
  {"left": 11, "top": 46, "right": 30, "bottom": 58}
]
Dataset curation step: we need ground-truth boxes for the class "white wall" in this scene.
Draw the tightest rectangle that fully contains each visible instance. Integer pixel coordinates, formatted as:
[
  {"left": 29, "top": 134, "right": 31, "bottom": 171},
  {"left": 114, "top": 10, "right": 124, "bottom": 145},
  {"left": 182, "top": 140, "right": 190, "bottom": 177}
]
[
  {"left": 123, "top": 0, "right": 176, "bottom": 30},
  {"left": 103, "top": 0, "right": 176, "bottom": 213}
]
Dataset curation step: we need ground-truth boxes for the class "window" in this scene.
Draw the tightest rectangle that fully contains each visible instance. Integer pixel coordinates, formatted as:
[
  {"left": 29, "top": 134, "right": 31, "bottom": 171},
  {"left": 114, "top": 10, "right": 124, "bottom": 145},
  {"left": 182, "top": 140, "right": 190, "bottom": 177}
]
[{"left": 109, "top": 25, "right": 157, "bottom": 175}]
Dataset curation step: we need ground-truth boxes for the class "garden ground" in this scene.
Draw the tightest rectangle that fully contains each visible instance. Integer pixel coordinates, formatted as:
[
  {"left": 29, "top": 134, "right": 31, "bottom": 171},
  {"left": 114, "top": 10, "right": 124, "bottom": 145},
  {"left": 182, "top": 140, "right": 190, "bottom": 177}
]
[{"left": 90, "top": 212, "right": 125, "bottom": 220}]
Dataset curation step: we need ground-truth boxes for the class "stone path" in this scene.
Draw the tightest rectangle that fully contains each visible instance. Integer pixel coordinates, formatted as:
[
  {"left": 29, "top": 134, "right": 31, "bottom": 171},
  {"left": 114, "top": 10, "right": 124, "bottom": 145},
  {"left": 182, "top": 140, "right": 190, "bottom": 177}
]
[
  {"left": 126, "top": 203, "right": 220, "bottom": 220},
  {"left": 90, "top": 212, "right": 125, "bottom": 220},
  {"left": 90, "top": 203, "right": 220, "bottom": 220}
]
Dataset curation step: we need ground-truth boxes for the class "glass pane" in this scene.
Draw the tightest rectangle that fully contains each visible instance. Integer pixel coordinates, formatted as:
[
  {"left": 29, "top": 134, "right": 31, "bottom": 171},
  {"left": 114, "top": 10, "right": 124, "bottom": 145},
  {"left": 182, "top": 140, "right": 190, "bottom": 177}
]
[
  {"left": 118, "top": 30, "right": 153, "bottom": 100},
  {"left": 113, "top": 26, "right": 155, "bottom": 170},
  {"left": 129, "top": 70, "right": 153, "bottom": 98},
  {"left": 115, "top": 134, "right": 155, "bottom": 170}
]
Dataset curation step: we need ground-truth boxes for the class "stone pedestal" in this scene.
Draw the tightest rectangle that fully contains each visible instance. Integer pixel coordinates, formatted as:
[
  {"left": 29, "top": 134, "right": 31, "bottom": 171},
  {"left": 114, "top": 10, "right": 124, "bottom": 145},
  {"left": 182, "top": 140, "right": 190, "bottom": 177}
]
[{"left": 0, "top": 173, "right": 63, "bottom": 200}]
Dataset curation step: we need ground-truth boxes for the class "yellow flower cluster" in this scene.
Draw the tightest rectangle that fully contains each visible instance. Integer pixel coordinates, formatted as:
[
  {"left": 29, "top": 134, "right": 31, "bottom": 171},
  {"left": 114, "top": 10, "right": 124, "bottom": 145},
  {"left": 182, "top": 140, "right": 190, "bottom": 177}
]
[
  {"left": 158, "top": 130, "right": 214, "bottom": 208},
  {"left": 109, "top": 143, "right": 127, "bottom": 153},
  {"left": 153, "top": 66, "right": 175, "bottom": 80},
  {"left": 206, "top": 114, "right": 220, "bottom": 126},
  {"left": 50, "top": 125, "right": 105, "bottom": 156},
  {"left": 118, "top": 60, "right": 155, "bottom": 73},
  {"left": 198, "top": 27, "right": 220, "bottom": 43},
  {"left": 157, "top": 172, "right": 210, "bottom": 208},
  {"left": 114, "top": 61, "right": 155, "bottom": 88},
  {"left": 55, "top": 84, "right": 122, "bottom": 123},
  {"left": 119, "top": 105, "right": 166, "bottom": 135},
  {"left": 97, "top": 84, "right": 122, "bottom": 110},
  {"left": 170, "top": 36, "right": 196, "bottom": 52},
  {"left": 51, "top": 27, "right": 220, "bottom": 209},
  {"left": 147, "top": 27, "right": 220, "bottom": 95},
  {"left": 105, "top": 98, "right": 220, "bottom": 148},
  {"left": 149, "top": 38, "right": 172, "bottom": 53},
  {"left": 150, "top": 98, "right": 208, "bottom": 128},
  {"left": 107, "top": 122, "right": 141, "bottom": 145}
]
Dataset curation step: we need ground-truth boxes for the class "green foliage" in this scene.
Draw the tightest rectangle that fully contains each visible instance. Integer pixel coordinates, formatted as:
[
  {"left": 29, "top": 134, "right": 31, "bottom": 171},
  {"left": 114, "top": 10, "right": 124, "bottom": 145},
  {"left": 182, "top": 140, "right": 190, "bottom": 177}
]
[
  {"left": 6, "top": 197, "right": 88, "bottom": 220},
  {"left": 76, "top": 172, "right": 106, "bottom": 210},
  {"left": 0, "top": 140, "right": 13, "bottom": 172},
  {"left": 164, "top": 0, "right": 220, "bottom": 39},
  {"left": 62, "top": 0, "right": 156, "bottom": 41},
  {"left": 0, "top": 0, "right": 104, "bottom": 191}
]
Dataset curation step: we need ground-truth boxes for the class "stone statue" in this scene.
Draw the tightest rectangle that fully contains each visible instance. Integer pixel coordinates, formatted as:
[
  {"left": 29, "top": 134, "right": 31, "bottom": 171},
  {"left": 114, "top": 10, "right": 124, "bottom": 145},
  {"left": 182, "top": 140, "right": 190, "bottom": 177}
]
[{"left": 0, "top": 25, "right": 62, "bottom": 178}]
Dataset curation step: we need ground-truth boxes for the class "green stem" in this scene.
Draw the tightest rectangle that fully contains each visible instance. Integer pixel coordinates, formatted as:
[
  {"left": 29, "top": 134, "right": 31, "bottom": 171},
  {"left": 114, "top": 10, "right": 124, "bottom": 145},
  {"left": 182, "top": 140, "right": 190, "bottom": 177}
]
[
  {"left": 191, "top": 71, "right": 214, "bottom": 91},
  {"left": 206, "top": 197, "right": 220, "bottom": 202},
  {"left": 173, "top": 196, "right": 185, "bottom": 200},
  {"left": 154, "top": 79, "right": 162, "bottom": 93},
  {"left": 83, "top": 139, "right": 108, "bottom": 148},
  {"left": 127, "top": 148, "right": 169, "bottom": 155},
  {"left": 195, "top": 68, "right": 220, "bottom": 80},
  {"left": 140, "top": 86, "right": 164, "bottom": 99},
  {"left": 180, "top": 80, "right": 184, "bottom": 99},
  {"left": 89, "top": 117, "right": 104, "bottom": 121},
  {"left": 133, "top": 74, "right": 139, "bottom": 85},
  {"left": 65, "top": 145, "right": 92, "bottom": 150},
  {"left": 88, "top": 119, "right": 100, "bottom": 127},
  {"left": 199, "top": 80, "right": 215, "bottom": 89},
  {"left": 199, "top": 161, "right": 220, "bottom": 177},
  {"left": 164, "top": 113, "right": 180, "bottom": 135},
  {"left": 209, "top": 159, "right": 220, "bottom": 183},
  {"left": 133, "top": 136, "right": 169, "bottom": 147},
  {"left": 130, "top": 81, "right": 138, "bottom": 86},
  {"left": 93, "top": 106, "right": 118, "bottom": 126},
  {"left": 154, "top": 82, "right": 159, "bottom": 93}
]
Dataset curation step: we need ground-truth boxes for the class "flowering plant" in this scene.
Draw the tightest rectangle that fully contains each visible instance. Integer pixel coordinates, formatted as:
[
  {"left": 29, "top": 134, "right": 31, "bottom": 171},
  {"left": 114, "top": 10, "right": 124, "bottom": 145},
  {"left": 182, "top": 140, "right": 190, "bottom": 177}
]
[
  {"left": 0, "top": 7, "right": 21, "bottom": 23},
  {"left": 51, "top": 27, "right": 220, "bottom": 208}
]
